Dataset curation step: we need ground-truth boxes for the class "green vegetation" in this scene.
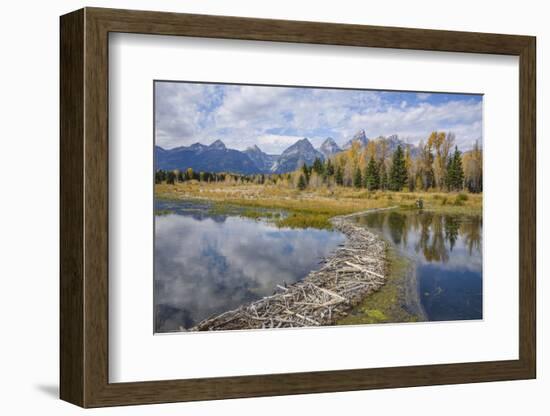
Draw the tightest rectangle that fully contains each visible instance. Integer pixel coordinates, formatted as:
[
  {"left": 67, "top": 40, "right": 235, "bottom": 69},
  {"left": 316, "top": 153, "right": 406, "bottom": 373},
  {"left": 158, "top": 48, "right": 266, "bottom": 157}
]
[
  {"left": 179, "top": 199, "right": 333, "bottom": 229},
  {"left": 364, "top": 156, "right": 380, "bottom": 191},
  {"left": 389, "top": 144, "right": 408, "bottom": 191},
  {"left": 337, "top": 246, "right": 419, "bottom": 325},
  {"left": 446, "top": 146, "right": 465, "bottom": 191},
  {"left": 277, "top": 212, "right": 333, "bottom": 230}
]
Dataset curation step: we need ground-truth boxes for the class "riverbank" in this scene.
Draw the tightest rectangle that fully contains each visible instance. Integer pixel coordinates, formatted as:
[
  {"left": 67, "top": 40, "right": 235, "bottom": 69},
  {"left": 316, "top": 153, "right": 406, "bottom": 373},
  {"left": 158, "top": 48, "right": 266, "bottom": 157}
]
[
  {"left": 155, "top": 182, "right": 482, "bottom": 229},
  {"left": 191, "top": 209, "right": 391, "bottom": 331}
]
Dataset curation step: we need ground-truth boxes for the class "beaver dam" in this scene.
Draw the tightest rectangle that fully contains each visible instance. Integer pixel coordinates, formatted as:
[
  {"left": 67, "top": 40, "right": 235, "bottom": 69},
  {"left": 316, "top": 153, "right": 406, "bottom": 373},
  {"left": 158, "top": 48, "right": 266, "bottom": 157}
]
[{"left": 191, "top": 208, "right": 396, "bottom": 331}]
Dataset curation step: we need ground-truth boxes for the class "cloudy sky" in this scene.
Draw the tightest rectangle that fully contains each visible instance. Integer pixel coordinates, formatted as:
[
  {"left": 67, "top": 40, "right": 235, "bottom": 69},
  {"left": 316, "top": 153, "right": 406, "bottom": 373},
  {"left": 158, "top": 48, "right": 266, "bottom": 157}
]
[{"left": 155, "top": 81, "right": 482, "bottom": 154}]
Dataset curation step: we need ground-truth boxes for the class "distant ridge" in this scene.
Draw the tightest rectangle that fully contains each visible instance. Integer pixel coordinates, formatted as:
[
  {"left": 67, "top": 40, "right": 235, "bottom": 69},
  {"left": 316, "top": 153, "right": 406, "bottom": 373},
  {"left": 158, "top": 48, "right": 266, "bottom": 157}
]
[
  {"left": 155, "top": 132, "right": 468, "bottom": 174},
  {"left": 155, "top": 140, "right": 260, "bottom": 174},
  {"left": 155, "top": 138, "right": 325, "bottom": 174}
]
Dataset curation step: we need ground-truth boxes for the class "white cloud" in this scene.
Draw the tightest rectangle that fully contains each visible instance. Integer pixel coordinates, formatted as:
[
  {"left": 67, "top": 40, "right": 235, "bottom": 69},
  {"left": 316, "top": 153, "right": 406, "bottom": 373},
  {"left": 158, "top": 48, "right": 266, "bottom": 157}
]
[
  {"left": 154, "top": 82, "right": 220, "bottom": 148},
  {"left": 348, "top": 99, "right": 482, "bottom": 148},
  {"left": 155, "top": 82, "right": 482, "bottom": 153},
  {"left": 416, "top": 93, "right": 432, "bottom": 100},
  {"left": 256, "top": 134, "right": 325, "bottom": 154}
]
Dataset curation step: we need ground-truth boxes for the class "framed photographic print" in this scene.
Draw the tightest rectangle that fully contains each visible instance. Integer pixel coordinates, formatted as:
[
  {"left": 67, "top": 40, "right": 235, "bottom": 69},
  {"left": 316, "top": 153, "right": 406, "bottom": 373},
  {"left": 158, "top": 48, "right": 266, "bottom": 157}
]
[{"left": 60, "top": 7, "right": 536, "bottom": 408}]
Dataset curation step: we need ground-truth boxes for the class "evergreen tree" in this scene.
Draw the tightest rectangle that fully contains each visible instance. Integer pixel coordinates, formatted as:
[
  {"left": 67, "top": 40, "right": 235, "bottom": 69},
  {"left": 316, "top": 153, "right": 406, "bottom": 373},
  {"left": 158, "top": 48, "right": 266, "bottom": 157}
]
[
  {"left": 379, "top": 162, "right": 388, "bottom": 190},
  {"left": 389, "top": 145, "right": 408, "bottom": 191},
  {"left": 335, "top": 165, "right": 344, "bottom": 186},
  {"left": 353, "top": 167, "right": 363, "bottom": 188},
  {"left": 297, "top": 174, "right": 307, "bottom": 190},
  {"left": 364, "top": 156, "right": 380, "bottom": 190},
  {"left": 301, "top": 163, "right": 310, "bottom": 184},
  {"left": 453, "top": 146, "right": 464, "bottom": 191},
  {"left": 325, "top": 158, "right": 335, "bottom": 176},
  {"left": 445, "top": 157, "right": 454, "bottom": 190},
  {"left": 405, "top": 147, "right": 415, "bottom": 191},
  {"left": 312, "top": 157, "right": 324, "bottom": 175},
  {"left": 155, "top": 170, "right": 166, "bottom": 184},
  {"left": 453, "top": 147, "right": 464, "bottom": 190},
  {"left": 166, "top": 171, "right": 176, "bottom": 185},
  {"left": 446, "top": 146, "right": 464, "bottom": 191}
]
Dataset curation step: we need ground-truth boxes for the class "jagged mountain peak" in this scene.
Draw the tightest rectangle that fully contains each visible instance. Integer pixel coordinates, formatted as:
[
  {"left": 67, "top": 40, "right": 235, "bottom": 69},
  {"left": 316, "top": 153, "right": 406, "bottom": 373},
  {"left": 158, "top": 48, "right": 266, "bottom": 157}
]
[
  {"left": 244, "top": 144, "right": 277, "bottom": 172},
  {"left": 245, "top": 144, "right": 264, "bottom": 153},
  {"left": 208, "top": 139, "right": 226, "bottom": 150},
  {"left": 270, "top": 138, "right": 324, "bottom": 173},
  {"left": 322, "top": 137, "right": 337, "bottom": 145},
  {"left": 188, "top": 142, "right": 207, "bottom": 151},
  {"left": 343, "top": 129, "right": 369, "bottom": 149},
  {"left": 319, "top": 137, "right": 342, "bottom": 158},
  {"left": 294, "top": 137, "right": 314, "bottom": 146},
  {"left": 353, "top": 129, "right": 367, "bottom": 140},
  {"left": 287, "top": 138, "right": 317, "bottom": 152}
]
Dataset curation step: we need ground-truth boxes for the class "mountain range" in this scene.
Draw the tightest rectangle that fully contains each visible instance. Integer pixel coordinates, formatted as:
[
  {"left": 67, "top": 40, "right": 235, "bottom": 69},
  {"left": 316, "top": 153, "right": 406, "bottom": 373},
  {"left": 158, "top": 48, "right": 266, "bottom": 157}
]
[
  {"left": 155, "top": 130, "right": 417, "bottom": 174},
  {"left": 342, "top": 129, "right": 369, "bottom": 150},
  {"left": 270, "top": 138, "right": 325, "bottom": 173}
]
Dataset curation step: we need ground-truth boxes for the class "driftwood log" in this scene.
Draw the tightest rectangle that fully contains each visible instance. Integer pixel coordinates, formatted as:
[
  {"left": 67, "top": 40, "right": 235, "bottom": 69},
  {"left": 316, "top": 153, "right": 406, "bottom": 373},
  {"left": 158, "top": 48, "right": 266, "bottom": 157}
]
[{"left": 191, "top": 207, "right": 396, "bottom": 331}]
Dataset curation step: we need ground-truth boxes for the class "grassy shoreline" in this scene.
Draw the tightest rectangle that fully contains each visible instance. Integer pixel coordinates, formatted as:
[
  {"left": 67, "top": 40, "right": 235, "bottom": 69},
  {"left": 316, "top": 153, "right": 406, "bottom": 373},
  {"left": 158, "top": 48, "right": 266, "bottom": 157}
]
[{"left": 155, "top": 182, "right": 482, "bottom": 229}]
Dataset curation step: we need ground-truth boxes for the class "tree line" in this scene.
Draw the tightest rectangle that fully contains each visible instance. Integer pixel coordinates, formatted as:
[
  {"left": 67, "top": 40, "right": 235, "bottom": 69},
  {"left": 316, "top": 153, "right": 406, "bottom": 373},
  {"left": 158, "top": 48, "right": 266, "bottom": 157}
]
[
  {"left": 294, "top": 132, "right": 482, "bottom": 193},
  {"left": 155, "top": 167, "right": 288, "bottom": 186},
  {"left": 155, "top": 131, "right": 482, "bottom": 193}
]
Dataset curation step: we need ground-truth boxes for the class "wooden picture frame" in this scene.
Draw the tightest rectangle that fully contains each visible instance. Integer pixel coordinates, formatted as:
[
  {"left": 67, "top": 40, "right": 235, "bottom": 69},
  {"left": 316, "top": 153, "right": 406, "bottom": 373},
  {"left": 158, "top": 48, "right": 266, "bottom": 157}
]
[{"left": 60, "top": 7, "right": 536, "bottom": 408}]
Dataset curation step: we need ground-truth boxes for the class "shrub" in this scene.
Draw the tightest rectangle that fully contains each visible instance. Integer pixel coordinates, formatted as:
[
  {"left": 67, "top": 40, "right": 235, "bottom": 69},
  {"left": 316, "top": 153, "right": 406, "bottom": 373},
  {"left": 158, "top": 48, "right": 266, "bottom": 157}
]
[{"left": 453, "top": 193, "right": 468, "bottom": 206}]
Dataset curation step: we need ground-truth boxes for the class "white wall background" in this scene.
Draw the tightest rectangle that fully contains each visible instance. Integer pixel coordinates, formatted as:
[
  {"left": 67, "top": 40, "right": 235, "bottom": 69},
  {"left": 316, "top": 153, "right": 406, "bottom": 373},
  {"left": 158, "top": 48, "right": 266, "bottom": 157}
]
[{"left": 0, "top": 0, "right": 545, "bottom": 414}]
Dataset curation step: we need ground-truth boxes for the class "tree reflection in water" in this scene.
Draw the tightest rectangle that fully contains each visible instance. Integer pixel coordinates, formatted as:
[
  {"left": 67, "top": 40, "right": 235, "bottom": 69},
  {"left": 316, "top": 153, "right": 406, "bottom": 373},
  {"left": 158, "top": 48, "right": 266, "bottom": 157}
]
[
  {"left": 355, "top": 210, "right": 482, "bottom": 264},
  {"left": 354, "top": 209, "right": 482, "bottom": 321}
]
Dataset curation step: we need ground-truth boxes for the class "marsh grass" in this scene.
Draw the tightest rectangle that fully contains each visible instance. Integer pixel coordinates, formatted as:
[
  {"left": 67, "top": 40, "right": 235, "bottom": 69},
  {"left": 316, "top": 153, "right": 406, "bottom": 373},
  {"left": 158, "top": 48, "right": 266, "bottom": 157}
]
[
  {"left": 155, "top": 182, "right": 482, "bottom": 229},
  {"left": 277, "top": 212, "right": 333, "bottom": 230}
]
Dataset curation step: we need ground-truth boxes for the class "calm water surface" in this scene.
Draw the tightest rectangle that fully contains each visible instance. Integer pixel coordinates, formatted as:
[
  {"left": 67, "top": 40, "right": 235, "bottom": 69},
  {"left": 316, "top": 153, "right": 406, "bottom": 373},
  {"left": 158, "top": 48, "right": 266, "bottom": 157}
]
[
  {"left": 354, "top": 210, "right": 483, "bottom": 321},
  {"left": 154, "top": 200, "right": 345, "bottom": 332}
]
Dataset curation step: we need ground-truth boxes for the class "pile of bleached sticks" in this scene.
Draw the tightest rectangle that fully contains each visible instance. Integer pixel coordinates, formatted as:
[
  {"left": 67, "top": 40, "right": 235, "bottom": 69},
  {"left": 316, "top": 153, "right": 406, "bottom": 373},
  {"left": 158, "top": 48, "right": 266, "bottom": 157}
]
[{"left": 191, "top": 211, "right": 390, "bottom": 331}]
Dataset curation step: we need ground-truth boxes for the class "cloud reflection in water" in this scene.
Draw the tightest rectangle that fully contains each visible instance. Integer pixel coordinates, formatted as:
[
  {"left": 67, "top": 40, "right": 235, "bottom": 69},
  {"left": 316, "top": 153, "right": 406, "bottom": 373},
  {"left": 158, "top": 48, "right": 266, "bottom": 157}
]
[{"left": 155, "top": 213, "right": 345, "bottom": 332}]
